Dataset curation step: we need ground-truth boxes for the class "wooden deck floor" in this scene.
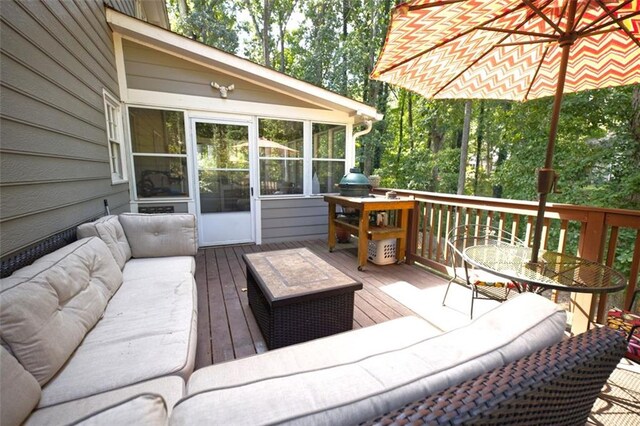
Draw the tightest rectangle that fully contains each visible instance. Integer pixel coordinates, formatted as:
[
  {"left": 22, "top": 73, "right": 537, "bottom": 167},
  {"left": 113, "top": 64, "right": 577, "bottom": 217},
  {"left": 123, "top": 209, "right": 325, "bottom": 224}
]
[
  {"left": 194, "top": 239, "right": 639, "bottom": 425},
  {"left": 194, "top": 239, "right": 448, "bottom": 368}
]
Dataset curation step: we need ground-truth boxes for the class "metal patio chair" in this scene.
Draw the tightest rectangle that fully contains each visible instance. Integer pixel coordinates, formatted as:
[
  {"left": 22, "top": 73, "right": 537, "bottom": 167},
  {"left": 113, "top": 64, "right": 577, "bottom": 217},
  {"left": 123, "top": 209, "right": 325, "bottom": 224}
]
[{"left": 442, "top": 224, "right": 525, "bottom": 319}]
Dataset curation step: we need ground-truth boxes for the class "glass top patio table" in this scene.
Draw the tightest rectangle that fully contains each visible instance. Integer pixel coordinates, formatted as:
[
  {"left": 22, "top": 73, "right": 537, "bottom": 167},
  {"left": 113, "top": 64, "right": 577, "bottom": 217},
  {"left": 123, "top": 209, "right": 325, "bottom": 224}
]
[{"left": 463, "top": 243, "right": 627, "bottom": 294}]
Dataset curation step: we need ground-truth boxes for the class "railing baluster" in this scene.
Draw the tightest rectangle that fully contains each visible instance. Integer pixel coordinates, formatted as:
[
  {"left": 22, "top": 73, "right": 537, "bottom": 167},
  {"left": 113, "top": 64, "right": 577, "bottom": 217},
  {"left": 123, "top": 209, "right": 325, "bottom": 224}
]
[
  {"left": 511, "top": 215, "right": 521, "bottom": 244},
  {"left": 369, "top": 188, "right": 638, "bottom": 322}
]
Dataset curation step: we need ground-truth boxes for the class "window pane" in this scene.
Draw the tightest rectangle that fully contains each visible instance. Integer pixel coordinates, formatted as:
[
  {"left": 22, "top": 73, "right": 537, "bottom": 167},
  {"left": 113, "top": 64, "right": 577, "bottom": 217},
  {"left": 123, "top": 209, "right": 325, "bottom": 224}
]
[
  {"left": 196, "top": 123, "right": 248, "bottom": 169},
  {"left": 313, "top": 160, "right": 345, "bottom": 194},
  {"left": 312, "top": 124, "right": 346, "bottom": 159},
  {"left": 259, "top": 159, "right": 303, "bottom": 195},
  {"left": 199, "top": 170, "right": 250, "bottom": 213},
  {"left": 258, "top": 119, "right": 303, "bottom": 158},
  {"left": 110, "top": 141, "right": 121, "bottom": 177},
  {"left": 129, "top": 108, "right": 186, "bottom": 154},
  {"left": 134, "top": 156, "right": 189, "bottom": 198}
]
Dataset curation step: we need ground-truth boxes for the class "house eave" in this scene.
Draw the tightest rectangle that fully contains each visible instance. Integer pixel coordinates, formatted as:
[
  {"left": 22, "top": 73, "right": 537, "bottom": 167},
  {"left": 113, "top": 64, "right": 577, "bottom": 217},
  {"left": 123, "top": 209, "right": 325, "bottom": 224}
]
[{"left": 105, "top": 8, "right": 383, "bottom": 123}]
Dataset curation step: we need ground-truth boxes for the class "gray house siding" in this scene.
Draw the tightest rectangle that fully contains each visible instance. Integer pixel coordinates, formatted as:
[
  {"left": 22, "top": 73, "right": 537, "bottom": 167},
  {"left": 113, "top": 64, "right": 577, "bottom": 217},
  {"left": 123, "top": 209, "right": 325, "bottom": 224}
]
[
  {"left": 261, "top": 198, "right": 329, "bottom": 243},
  {"left": 122, "top": 40, "right": 325, "bottom": 109},
  {"left": 0, "top": 0, "right": 136, "bottom": 257}
]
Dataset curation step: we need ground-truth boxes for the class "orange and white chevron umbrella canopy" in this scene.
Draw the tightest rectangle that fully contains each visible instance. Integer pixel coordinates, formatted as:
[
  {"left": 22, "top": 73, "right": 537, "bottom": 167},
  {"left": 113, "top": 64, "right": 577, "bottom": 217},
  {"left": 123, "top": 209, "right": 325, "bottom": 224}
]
[
  {"left": 371, "top": 0, "right": 640, "bottom": 101},
  {"left": 371, "top": 0, "right": 640, "bottom": 262}
]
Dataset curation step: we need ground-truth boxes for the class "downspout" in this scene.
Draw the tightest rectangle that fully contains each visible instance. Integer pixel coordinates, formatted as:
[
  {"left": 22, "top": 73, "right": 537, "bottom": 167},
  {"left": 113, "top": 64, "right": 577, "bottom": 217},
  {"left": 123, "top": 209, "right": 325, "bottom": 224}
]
[
  {"left": 352, "top": 120, "right": 373, "bottom": 169},
  {"left": 353, "top": 120, "right": 373, "bottom": 141}
]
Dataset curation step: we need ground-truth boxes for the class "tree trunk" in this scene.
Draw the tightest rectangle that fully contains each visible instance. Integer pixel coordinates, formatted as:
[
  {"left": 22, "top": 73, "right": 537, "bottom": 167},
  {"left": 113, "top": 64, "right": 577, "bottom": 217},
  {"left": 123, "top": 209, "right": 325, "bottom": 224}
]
[
  {"left": 457, "top": 100, "right": 472, "bottom": 195},
  {"left": 396, "top": 90, "right": 406, "bottom": 164},
  {"left": 630, "top": 85, "right": 640, "bottom": 204},
  {"left": 473, "top": 100, "right": 485, "bottom": 195},
  {"left": 341, "top": 0, "right": 350, "bottom": 95},
  {"left": 262, "top": 0, "right": 272, "bottom": 67},
  {"left": 408, "top": 93, "right": 414, "bottom": 150}
]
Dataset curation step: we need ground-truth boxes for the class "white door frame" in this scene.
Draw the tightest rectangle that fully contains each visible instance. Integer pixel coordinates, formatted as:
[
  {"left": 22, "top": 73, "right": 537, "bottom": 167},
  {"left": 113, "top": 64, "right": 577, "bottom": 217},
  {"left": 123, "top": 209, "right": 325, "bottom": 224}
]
[{"left": 189, "top": 115, "right": 257, "bottom": 246}]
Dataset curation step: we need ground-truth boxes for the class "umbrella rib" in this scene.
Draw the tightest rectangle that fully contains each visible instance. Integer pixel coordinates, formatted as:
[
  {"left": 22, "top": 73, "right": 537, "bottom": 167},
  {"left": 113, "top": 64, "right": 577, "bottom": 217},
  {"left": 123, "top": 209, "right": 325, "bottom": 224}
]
[
  {"left": 585, "top": 0, "right": 640, "bottom": 47},
  {"left": 574, "top": 0, "right": 591, "bottom": 30},
  {"left": 476, "top": 26, "right": 556, "bottom": 39},
  {"left": 524, "top": 44, "right": 551, "bottom": 101},
  {"left": 579, "top": 0, "right": 634, "bottom": 33},
  {"left": 408, "top": 0, "right": 467, "bottom": 11},
  {"left": 522, "top": 0, "right": 565, "bottom": 35},
  {"left": 477, "top": 26, "right": 559, "bottom": 40},
  {"left": 590, "top": 1, "right": 640, "bottom": 48},
  {"left": 432, "top": 3, "right": 552, "bottom": 98},
  {"left": 500, "top": 39, "right": 554, "bottom": 46},
  {"left": 432, "top": 31, "right": 515, "bottom": 98},
  {"left": 375, "top": 1, "right": 539, "bottom": 76}
]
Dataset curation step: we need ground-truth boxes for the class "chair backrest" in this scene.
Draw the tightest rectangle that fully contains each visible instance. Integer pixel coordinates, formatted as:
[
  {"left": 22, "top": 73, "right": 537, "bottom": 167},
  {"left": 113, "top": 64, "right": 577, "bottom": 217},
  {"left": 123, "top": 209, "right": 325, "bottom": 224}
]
[
  {"left": 446, "top": 224, "right": 524, "bottom": 270},
  {"left": 364, "top": 326, "right": 627, "bottom": 426}
]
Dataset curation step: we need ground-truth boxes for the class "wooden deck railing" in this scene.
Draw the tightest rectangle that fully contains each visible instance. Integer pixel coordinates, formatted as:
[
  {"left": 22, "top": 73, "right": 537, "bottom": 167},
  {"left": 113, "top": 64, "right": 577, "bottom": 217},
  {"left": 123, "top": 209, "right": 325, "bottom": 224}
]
[{"left": 372, "top": 188, "right": 640, "bottom": 325}]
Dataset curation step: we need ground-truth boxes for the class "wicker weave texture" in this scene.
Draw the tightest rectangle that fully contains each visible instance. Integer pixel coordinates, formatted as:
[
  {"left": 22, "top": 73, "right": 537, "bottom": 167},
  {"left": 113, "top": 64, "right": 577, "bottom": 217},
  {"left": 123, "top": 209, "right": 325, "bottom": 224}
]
[
  {"left": 247, "top": 270, "right": 355, "bottom": 349},
  {"left": 364, "top": 326, "right": 627, "bottom": 426}
]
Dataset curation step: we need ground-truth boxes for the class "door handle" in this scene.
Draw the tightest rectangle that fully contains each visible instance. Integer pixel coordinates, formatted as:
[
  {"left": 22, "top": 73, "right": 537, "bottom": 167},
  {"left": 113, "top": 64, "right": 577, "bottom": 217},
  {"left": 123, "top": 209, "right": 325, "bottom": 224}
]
[{"left": 251, "top": 187, "right": 254, "bottom": 196}]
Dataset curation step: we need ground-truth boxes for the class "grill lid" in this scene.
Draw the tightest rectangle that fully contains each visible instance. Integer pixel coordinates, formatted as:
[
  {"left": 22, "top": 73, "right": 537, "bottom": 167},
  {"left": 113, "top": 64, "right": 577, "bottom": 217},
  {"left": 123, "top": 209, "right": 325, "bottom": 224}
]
[
  {"left": 339, "top": 168, "right": 371, "bottom": 196},
  {"left": 339, "top": 168, "right": 371, "bottom": 187}
]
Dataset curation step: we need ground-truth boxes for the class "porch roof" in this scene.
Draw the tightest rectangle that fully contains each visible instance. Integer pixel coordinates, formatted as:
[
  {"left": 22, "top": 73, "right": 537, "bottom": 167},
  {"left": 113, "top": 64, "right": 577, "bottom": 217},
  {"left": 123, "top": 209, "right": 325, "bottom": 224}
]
[{"left": 105, "top": 7, "right": 383, "bottom": 123}]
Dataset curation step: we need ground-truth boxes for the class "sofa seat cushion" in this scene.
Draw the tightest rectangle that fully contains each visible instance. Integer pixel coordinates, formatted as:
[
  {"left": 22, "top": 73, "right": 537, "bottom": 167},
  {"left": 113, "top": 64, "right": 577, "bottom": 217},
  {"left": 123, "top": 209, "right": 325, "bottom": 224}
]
[
  {"left": 68, "top": 394, "right": 168, "bottom": 426},
  {"left": 171, "top": 293, "right": 565, "bottom": 426},
  {"left": 26, "top": 376, "right": 184, "bottom": 425},
  {"left": 77, "top": 215, "right": 132, "bottom": 270},
  {"left": 0, "top": 346, "right": 41, "bottom": 426},
  {"left": 38, "top": 273, "right": 197, "bottom": 408},
  {"left": 0, "top": 238, "right": 123, "bottom": 386},
  {"left": 123, "top": 257, "right": 196, "bottom": 282}
]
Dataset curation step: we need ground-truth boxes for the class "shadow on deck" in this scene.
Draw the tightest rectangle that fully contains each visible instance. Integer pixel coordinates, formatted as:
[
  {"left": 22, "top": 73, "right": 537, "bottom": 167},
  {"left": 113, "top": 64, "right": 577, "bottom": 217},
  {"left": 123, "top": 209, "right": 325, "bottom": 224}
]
[{"left": 195, "top": 238, "right": 639, "bottom": 425}]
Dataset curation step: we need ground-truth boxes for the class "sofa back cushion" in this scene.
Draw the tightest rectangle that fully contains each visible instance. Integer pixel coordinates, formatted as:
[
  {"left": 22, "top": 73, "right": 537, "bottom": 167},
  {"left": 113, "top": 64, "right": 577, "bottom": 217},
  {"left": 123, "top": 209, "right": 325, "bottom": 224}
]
[
  {"left": 0, "top": 346, "right": 41, "bottom": 426},
  {"left": 0, "top": 237, "right": 123, "bottom": 385},
  {"left": 118, "top": 213, "right": 197, "bottom": 258},
  {"left": 173, "top": 293, "right": 567, "bottom": 425},
  {"left": 77, "top": 215, "right": 131, "bottom": 270}
]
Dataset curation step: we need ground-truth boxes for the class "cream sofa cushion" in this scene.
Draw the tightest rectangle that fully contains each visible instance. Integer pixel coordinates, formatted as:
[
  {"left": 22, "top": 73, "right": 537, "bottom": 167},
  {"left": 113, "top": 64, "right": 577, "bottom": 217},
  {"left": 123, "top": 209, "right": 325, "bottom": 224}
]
[
  {"left": 171, "top": 293, "right": 566, "bottom": 426},
  {"left": 119, "top": 213, "right": 197, "bottom": 258},
  {"left": 0, "top": 346, "right": 41, "bottom": 426},
  {"left": 38, "top": 273, "right": 197, "bottom": 407},
  {"left": 123, "top": 257, "right": 196, "bottom": 282},
  {"left": 26, "top": 376, "right": 184, "bottom": 425},
  {"left": 0, "top": 238, "right": 122, "bottom": 385},
  {"left": 77, "top": 215, "right": 132, "bottom": 270},
  {"left": 71, "top": 394, "right": 168, "bottom": 426}
]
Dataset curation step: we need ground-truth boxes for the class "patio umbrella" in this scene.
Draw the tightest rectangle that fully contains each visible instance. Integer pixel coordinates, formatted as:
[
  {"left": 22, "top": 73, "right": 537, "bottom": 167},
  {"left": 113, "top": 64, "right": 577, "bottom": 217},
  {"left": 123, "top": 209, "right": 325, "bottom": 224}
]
[
  {"left": 371, "top": 0, "right": 640, "bottom": 263},
  {"left": 235, "top": 137, "right": 299, "bottom": 154}
]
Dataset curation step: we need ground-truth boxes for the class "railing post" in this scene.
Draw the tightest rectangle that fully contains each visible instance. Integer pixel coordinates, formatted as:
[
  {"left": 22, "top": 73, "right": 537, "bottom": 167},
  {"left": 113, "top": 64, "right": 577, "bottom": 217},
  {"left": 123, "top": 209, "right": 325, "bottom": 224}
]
[
  {"left": 406, "top": 199, "right": 419, "bottom": 265},
  {"left": 571, "top": 211, "right": 606, "bottom": 334}
]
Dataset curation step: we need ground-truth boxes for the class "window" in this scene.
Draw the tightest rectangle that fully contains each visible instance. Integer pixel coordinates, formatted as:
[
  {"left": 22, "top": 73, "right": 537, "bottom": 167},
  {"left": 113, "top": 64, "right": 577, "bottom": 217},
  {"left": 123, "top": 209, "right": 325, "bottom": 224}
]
[
  {"left": 128, "top": 107, "right": 189, "bottom": 199},
  {"left": 103, "top": 91, "right": 127, "bottom": 183},
  {"left": 258, "top": 119, "right": 304, "bottom": 195},
  {"left": 312, "top": 123, "right": 346, "bottom": 194}
]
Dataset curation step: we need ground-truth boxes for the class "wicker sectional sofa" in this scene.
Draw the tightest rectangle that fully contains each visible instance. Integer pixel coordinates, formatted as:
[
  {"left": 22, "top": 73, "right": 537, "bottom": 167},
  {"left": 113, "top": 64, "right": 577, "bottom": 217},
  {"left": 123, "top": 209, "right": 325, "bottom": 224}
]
[
  {"left": 0, "top": 213, "right": 626, "bottom": 425},
  {"left": 0, "top": 214, "right": 198, "bottom": 425}
]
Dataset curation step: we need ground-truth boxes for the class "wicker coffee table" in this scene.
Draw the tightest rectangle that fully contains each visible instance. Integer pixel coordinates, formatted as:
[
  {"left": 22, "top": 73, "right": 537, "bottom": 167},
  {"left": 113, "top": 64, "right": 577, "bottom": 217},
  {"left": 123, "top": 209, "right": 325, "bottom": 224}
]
[{"left": 243, "top": 248, "right": 362, "bottom": 349}]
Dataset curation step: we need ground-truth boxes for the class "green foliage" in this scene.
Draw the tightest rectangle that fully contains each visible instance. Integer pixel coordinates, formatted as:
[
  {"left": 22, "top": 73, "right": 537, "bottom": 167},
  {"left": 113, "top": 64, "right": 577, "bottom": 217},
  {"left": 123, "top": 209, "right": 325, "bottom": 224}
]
[
  {"left": 167, "top": 2, "right": 638, "bottom": 275},
  {"left": 167, "top": 0, "right": 240, "bottom": 53}
]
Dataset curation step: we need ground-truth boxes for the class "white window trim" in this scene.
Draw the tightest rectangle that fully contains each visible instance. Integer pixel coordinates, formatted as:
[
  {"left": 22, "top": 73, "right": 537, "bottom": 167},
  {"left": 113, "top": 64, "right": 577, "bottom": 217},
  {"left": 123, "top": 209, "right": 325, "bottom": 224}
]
[
  {"left": 103, "top": 89, "right": 128, "bottom": 184},
  {"left": 257, "top": 117, "right": 348, "bottom": 198},
  {"left": 126, "top": 105, "right": 190, "bottom": 201}
]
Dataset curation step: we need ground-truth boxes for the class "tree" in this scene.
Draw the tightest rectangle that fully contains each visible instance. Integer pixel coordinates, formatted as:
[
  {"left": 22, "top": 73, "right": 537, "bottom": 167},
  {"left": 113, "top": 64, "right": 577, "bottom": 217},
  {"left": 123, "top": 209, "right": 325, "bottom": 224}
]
[
  {"left": 166, "top": 0, "right": 240, "bottom": 53},
  {"left": 457, "top": 100, "right": 472, "bottom": 195}
]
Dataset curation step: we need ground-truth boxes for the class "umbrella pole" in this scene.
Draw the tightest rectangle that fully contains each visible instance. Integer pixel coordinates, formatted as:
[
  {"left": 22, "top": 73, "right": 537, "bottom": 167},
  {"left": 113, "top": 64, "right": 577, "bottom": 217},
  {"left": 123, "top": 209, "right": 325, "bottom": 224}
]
[{"left": 530, "top": 30, "right": 575, "bottom": 263}]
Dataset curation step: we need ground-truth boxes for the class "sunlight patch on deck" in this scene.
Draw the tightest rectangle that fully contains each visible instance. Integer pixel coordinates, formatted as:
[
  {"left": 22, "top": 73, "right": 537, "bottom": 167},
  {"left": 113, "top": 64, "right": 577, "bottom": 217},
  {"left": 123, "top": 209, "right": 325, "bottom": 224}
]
[{"left": 380, "top": 281, "right": 502, "bottom": 332}]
